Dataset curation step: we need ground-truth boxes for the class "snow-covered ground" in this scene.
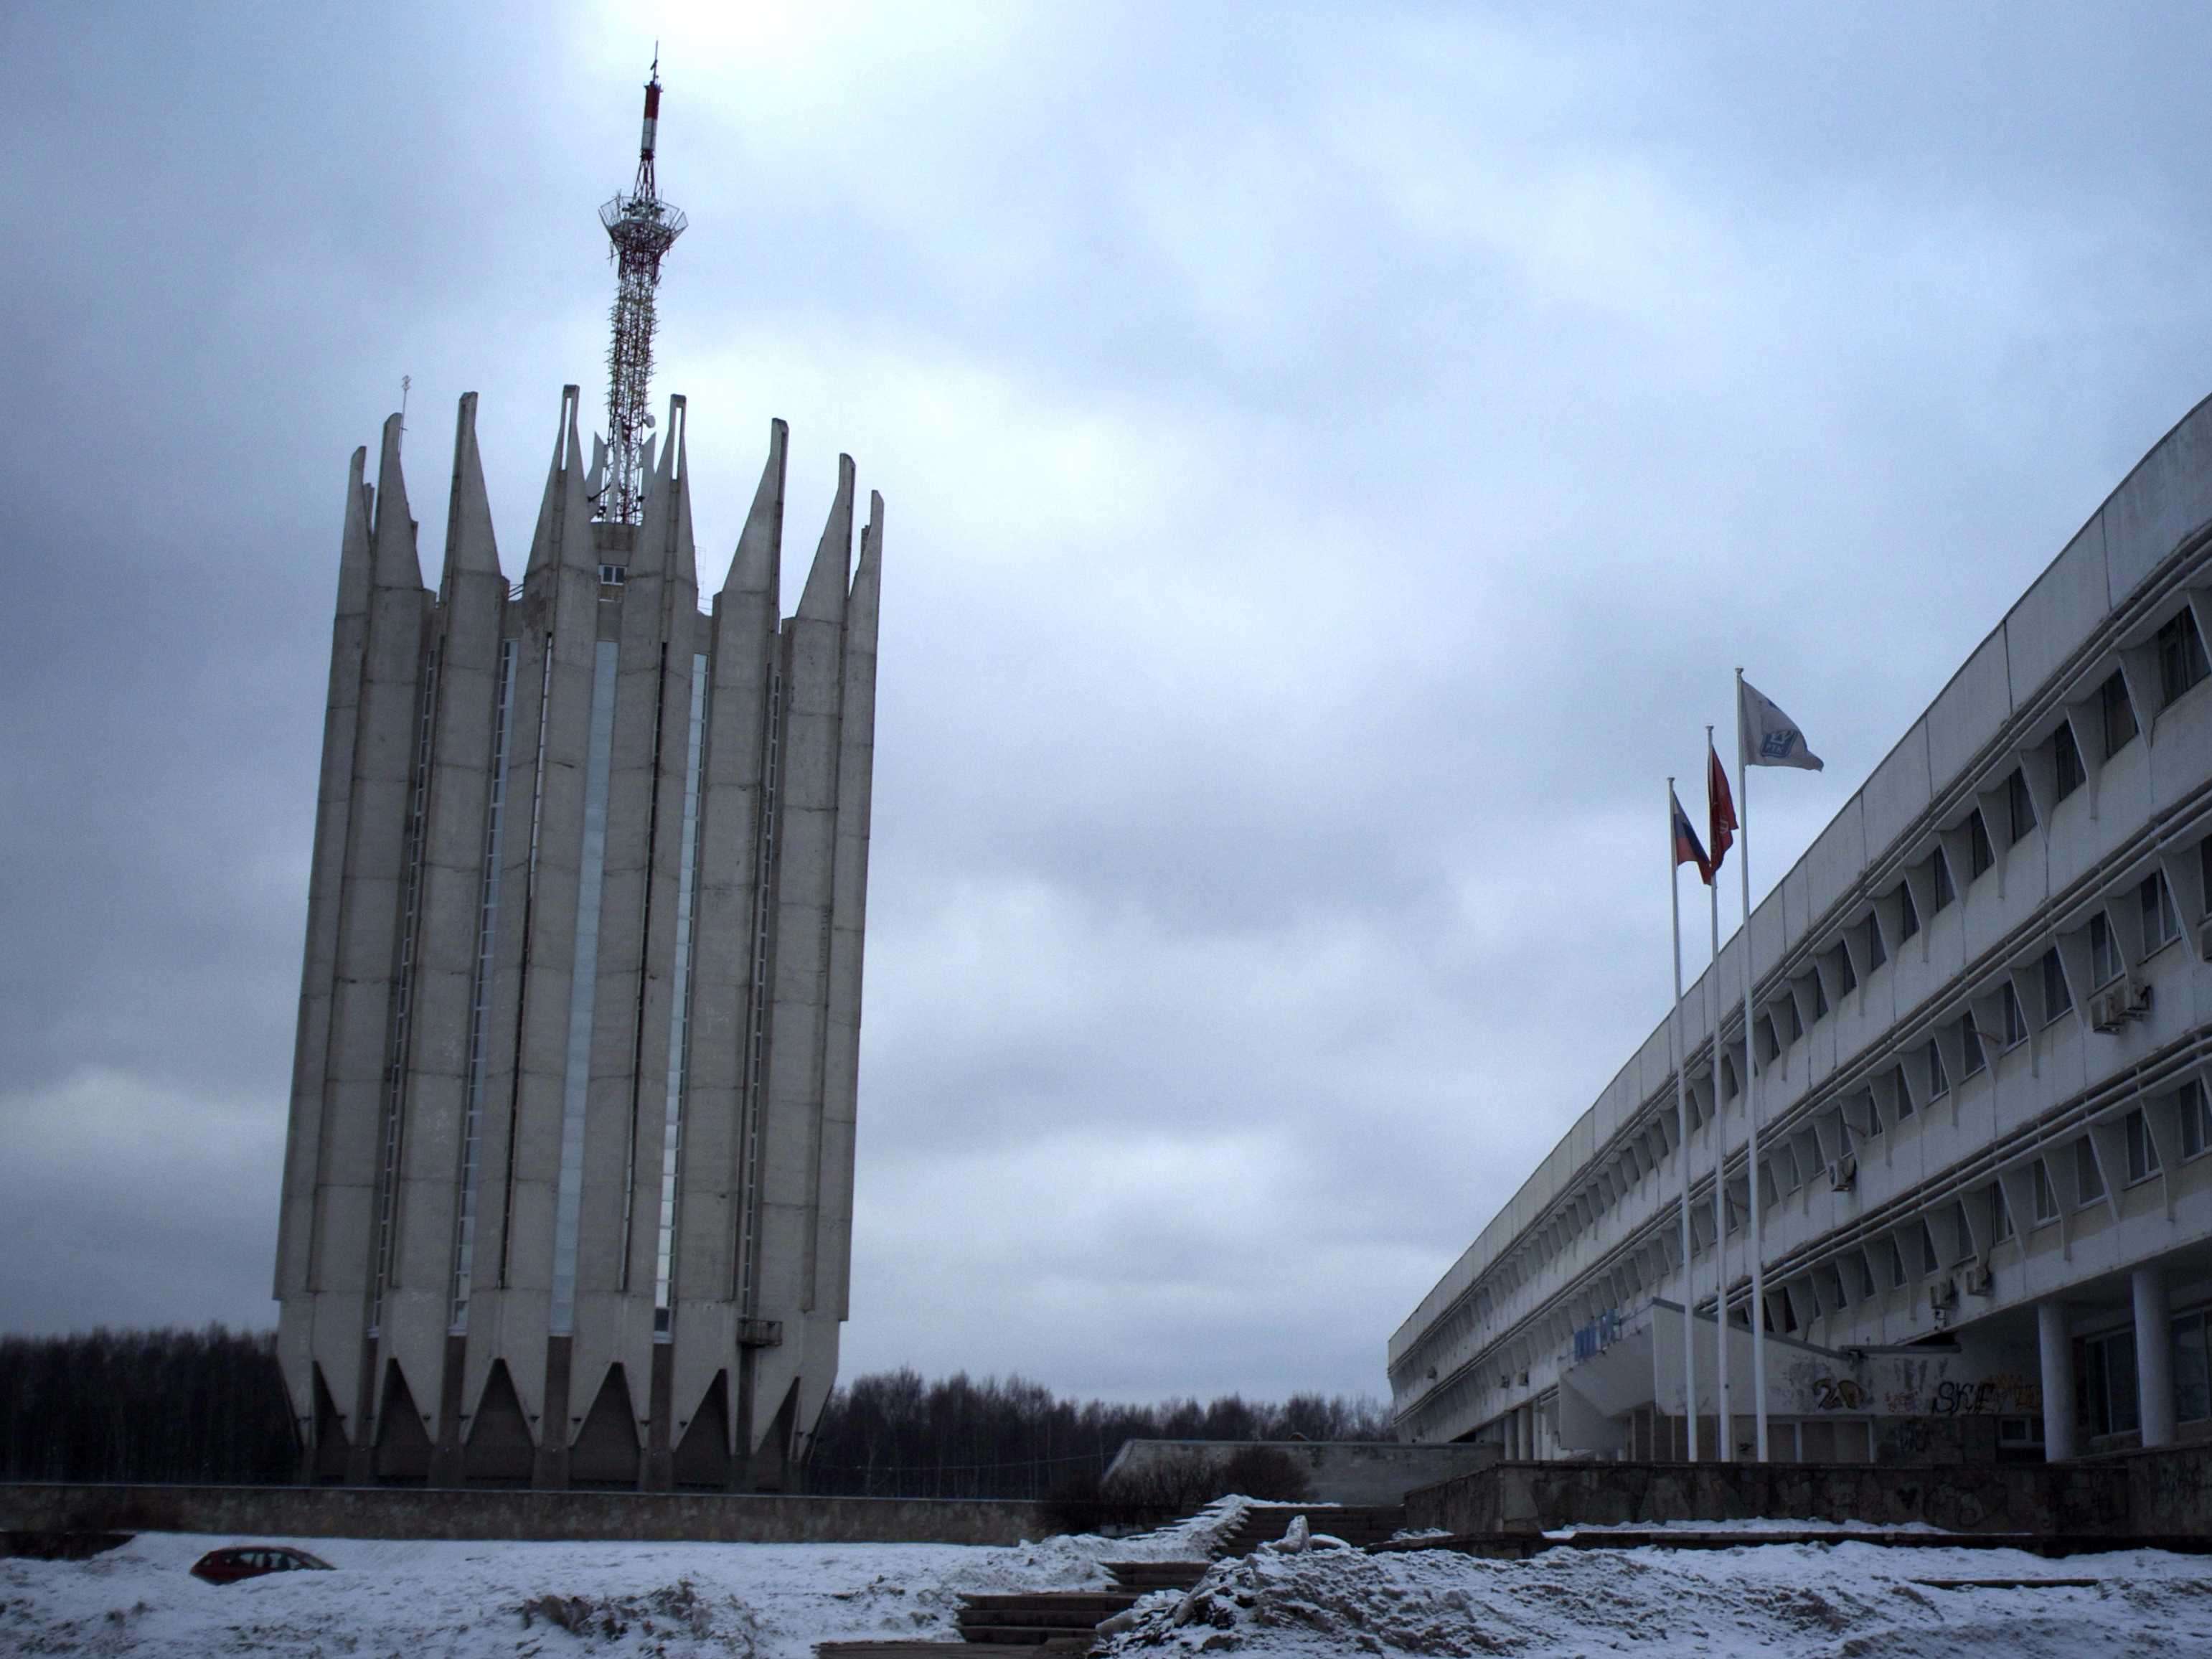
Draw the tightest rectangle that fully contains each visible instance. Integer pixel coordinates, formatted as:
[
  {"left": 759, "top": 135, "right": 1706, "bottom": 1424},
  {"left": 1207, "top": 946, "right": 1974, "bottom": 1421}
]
[
  {"left": 6, "top": 1505, "right": 2211, "bottom": 1658},
  {"left": 0, "top": 1504, "right": 1241, "bottom": 1658}
]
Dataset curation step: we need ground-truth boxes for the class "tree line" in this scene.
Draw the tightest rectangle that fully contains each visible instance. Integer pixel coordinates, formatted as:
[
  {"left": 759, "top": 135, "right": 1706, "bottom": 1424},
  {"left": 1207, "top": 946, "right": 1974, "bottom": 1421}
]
[
  {"left": 0, "top": 1327, "right": 297, "bottom": 1485},
  {"left": 807, "top": 1367, "right": 1390, "bottom": 1499},
  {"left": 0, "top": 1328, "right": 1388, "bottom": 1496}
]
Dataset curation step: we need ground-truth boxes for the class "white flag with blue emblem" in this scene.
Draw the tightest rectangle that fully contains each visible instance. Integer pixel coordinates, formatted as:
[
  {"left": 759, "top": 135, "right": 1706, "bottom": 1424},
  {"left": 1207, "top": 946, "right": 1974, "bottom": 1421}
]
[{"left": 1739, "top": 677, "right": 1824, "bottom": 771}]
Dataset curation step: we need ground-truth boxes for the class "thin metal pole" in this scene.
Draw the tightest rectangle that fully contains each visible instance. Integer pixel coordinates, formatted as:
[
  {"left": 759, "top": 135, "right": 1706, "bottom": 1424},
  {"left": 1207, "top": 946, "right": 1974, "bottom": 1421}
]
[
  {"left": 1668, "top": 781, "right": 1700, "bottom": 1462},
  {"left": 1707, "top": 725, "right": 1730, "bottom": 1462},
  {"left": 1736, "top": 669, "right": 1771, "bottom": 1462}
]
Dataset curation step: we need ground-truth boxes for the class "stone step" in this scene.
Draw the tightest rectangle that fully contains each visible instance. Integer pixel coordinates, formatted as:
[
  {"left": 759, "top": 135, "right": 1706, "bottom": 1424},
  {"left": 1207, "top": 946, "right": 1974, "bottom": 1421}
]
[
  {"left": 959, "top": 1592, "right": 1139, "bottom": 1614},
  {"left": 954, "top": 1625, "right": 1098, "bottom": 1648},
  {"left": 819, "top": 1645, "right": 1058, "bottom": 1658},
  {"left": 1102, "top": 1559, "right": 1209, "bottom": 1591},
  {"left": 956, "top": 1609, "right": 1122, "bottom": 1634}
]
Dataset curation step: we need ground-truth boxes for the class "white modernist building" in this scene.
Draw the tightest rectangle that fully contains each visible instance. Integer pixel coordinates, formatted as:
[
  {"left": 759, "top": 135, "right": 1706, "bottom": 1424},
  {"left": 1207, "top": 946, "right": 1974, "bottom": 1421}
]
[
  {"left": 1392, "top": 397, "right": 2212, "bottom": 1466},
  {"left": 275, "top": 387, "right": 881, "bottom": 1489}
]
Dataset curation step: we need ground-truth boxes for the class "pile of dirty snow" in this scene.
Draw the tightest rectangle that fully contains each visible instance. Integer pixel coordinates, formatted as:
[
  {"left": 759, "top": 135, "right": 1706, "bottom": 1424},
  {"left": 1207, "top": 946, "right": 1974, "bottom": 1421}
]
[{"left": 1096, "top": 1529, "right": 2212, "bottom": 1657}]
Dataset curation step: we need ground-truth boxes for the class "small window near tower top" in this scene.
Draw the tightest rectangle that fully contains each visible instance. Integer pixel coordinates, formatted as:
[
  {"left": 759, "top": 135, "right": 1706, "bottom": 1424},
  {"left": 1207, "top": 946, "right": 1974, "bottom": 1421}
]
[{"left": 598, "top": 563, "right": 628, "bottom": 586}]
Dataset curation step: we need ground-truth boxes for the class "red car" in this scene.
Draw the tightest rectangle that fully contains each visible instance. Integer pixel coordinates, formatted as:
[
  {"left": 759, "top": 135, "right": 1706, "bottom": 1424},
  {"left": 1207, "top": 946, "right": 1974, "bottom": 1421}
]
[{"left": 189, "top": 1545, "right": 334, "bottom": 1584}]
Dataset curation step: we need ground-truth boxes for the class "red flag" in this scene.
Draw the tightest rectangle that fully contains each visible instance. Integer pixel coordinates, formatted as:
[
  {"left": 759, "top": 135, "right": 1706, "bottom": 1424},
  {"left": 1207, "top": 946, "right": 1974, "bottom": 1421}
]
[
  {"left": 1708, "top": 742, "right": 1737, "bottom": 876},
  {"left": 1672, "top": 789, "right": 1713, "bottom": 885}
]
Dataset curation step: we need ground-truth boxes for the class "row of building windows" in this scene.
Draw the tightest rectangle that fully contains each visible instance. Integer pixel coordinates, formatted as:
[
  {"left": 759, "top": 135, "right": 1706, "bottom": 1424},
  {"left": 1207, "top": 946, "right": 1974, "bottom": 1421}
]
[
  {"left": 1396, "top": 601, "right": 2212, "bottom": 1404},
  {"left": 1748, "top": 1080, "right": 2212, "bottom": 1345}
]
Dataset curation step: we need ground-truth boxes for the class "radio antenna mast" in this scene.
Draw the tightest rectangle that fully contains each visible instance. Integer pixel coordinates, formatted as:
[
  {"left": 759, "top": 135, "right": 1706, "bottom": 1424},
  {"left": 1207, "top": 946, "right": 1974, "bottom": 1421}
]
[{"left": 597, "top": 53, "right": 686, "bottom": 524}]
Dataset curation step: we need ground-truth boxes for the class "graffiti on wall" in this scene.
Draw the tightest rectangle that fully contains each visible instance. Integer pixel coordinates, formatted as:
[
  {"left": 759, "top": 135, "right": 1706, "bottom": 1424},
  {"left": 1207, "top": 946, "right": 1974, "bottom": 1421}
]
[
  {"left": 1929, "top": 1373, "right": 2041, "bottom": 1416},
  {"left": 1792, "top": 1360, "right": 2040, "bottom": 1418},
  {"left": 1808, "top": 1376, "right": 1869, "bottom": 1412}
]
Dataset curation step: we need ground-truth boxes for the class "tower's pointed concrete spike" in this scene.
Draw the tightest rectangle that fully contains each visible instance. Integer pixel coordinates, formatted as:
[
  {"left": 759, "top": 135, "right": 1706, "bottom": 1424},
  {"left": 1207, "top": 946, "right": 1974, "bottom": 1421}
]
[
  {"left": 442, "top": 393, "right": 503, "bottom": 583},
  {"left": 524, "top": 386, "right": 581, "bottom": 578},
  {"left": 720, "top": 419, "right": 787, "bottom": 600},
  {"left": 665, "top": 395, "right": 695, "bottom": 592},
  {"left": 639, "top": 433, "right": 657, "bottom": 505},
  {"left": 587, "top": 433, "right": 608, "bottom": 507},
  {"left": 630, "top": 418, "right": 672, "bottom": 580},
  {"left": 796, "top": 454, "right": 855, "bottom": 621},
  {"left": 337, "top": 445, "right": 372, "bottom": 617},
  {"left": 555, "top": 387, "right": 597, "bottom": 575},
  {"left": 371, "top": 413, "right": 424, "bottom": 591},
  {"left": 847, "top": 492, "right": 882, "bottom": 640}
]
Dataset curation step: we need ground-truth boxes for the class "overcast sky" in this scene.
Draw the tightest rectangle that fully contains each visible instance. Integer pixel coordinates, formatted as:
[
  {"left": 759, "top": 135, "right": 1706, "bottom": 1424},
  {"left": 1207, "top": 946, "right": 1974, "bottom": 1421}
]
[{"left": 8, "top": 4, "right": 2212, "bottom": 1407}]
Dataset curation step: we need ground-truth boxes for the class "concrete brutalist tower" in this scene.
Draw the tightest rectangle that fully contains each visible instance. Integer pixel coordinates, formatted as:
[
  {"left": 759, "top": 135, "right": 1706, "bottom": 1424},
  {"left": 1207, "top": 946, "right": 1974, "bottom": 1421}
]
[{"left": 273, "top": 385, "right": 881, "bottom": 1489}]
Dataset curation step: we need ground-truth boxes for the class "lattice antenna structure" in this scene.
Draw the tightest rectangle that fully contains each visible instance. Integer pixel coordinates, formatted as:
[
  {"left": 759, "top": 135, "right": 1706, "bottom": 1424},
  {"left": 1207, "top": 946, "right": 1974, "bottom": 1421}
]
[{"left": 597, "top": 57, "right": 686, "bottom": 525}]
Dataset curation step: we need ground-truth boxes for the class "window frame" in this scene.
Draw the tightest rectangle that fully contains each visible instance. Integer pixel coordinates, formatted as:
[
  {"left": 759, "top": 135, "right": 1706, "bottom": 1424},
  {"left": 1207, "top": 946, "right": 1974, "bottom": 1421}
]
[
  {"left": 2007, "top": 767, "right": 2038, "bottom": 845},
  {"left": 2101, "top": 670, "right": 2139, "bottom": 757},
  {"left": 2125, "top": 1107, "right": 2162, "bottom": 1186},
  {"left": 2031, "top": 1157, "right": 2058, "bottom": 1224},
  {"left": 2142, "top": 871, "right": 2181, "bottom": 954},
  {"left": 2090, "top": 911, "right": 2122, "bottom": 988},
  {"left": 2076, "top": 1136, "right": 2108, "bottom": 1206},
  {"left": 1968, "top": 809, "right": 1996, "bottom": 880},
  {"left": 2041, "top": 947, "right": 2072, "bottom": 1024},
  {"left": 2157, "top": 606, "right": 2210, "bottom": 706},
  {"left": 2053, "top": 719, "right": 2086, "bottom": 801},
  {"left": 2180, "top": 1081, "right": 2211, "bottom": 1162}
]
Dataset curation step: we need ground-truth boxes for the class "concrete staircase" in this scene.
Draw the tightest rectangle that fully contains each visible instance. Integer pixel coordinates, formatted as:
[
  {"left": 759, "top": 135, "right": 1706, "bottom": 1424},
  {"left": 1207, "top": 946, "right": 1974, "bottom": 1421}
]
[
  {"left": 817, "top": 1512, "right": 1385, "bottom": 1657},
  {"left": 1212, "top": 1503, "right": 1408, "bottom": 1558}
]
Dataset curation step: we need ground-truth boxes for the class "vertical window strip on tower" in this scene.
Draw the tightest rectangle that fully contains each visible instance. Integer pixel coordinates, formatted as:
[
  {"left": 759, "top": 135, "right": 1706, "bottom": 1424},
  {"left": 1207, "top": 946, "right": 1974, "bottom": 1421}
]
[
  {"left": 369, "top": 647, "right": 440, "bottom": 1338},
  {"left": 550, "top": 640, "right": 621, "bottom": 1335},
  {"left": 619, "top": 645, "right": 674, "bottom": 1292},
  {"left": 498, "top": 637, "right": 556, "bottom": 1287},
  {"left": 448, "top": 639, "right": 517, "bottom": 1333},
  {"left": 653, "top": 651, "right": 710, "bottom": 1336},
  {"left": 735, "top": 665, "right": 783, "bottom": 1310}
]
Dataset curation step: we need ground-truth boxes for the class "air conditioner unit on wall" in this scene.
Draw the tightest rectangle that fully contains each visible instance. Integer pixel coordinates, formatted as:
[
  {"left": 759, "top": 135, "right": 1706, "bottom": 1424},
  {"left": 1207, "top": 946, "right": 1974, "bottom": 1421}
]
[
  {"left": 2090, "top": 980, "right": 2151, "bottom": 1032},
  {"left": 1827, "top": 1155, "right": 1858, "bottom": 1193},
  {"left": 1929, "top": 1277, "right": 1959, "bottom": 1312},
  {"left": 1964, "top": 1259, "right": 1993, "bottom": 1296}
]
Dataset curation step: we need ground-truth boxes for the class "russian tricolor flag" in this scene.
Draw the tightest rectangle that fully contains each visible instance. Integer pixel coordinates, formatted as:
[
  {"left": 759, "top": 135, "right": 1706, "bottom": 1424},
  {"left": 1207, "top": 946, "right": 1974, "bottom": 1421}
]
[{"left": 1672, "top": 788, "right": 1713, "bottom": 885}]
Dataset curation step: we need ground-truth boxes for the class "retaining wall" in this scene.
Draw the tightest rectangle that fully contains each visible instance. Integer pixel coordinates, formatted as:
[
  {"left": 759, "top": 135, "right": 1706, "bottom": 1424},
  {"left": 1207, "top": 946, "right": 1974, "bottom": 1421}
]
[
  {"left": 1104, "top": 1440, "right": 1498, "bottom": 1505},
  {"left": 0, "top": 1484, "right": 1056, "bottom": 1546},
  {"left": 1406, "top": 1460, "right": 2135, "bottom": 1536}
]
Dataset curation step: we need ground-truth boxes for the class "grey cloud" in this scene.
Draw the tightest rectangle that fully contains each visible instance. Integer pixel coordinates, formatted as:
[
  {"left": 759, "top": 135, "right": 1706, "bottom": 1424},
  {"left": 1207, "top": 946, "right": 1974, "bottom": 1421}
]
[{"left": 9, "top": 3, "right": 2212, "bottom": 1404}]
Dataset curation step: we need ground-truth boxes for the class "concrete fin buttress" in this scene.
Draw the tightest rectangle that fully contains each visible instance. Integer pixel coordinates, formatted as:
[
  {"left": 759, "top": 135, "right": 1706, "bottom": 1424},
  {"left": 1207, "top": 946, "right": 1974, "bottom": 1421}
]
[
  {"left": 370, "top": 413, "right": 424, "bottom": 591},
  {"left": 796, "top": 453, "right": 856, "bottom": 622},
  {"left": 442, "top": 393, "right": 503, "bottom": 583},
  {"left": 337, "top": 446, "right": 372, "bottom": 618},
  {"left": 720, "top": 419, "right": 789, "bottom": 601}
]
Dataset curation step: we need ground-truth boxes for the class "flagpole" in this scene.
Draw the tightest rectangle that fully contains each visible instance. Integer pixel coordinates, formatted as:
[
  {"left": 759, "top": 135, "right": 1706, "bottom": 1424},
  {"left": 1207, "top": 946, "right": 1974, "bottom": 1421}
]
[
  {"left": 1706, "top": 725, "right": 1730, "bottom": 1464},
  {"left": 1736, "top": 669, "right": 1771, "bottom": 1462},
  {"left": 1668, "top": 779, "right": 1698, "bottom": 1464}
]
